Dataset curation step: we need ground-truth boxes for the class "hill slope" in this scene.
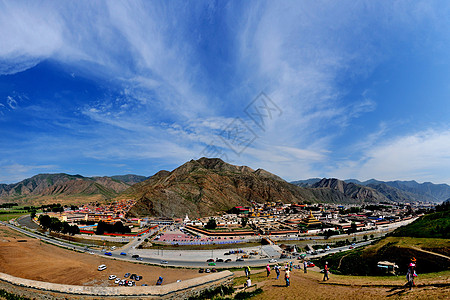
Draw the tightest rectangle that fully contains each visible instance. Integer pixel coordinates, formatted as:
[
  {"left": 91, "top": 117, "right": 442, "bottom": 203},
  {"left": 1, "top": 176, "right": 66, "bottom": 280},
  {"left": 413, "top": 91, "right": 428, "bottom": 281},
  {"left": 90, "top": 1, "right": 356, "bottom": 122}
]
[
  {"left": 124, "top": 158, "right": 391, "bottom": 218},
  {"left": 0, "top": 173, "right": 134, "bottom": 204},
  {"left": 293, "top": 178, "right": 450, "bottom": 203}
]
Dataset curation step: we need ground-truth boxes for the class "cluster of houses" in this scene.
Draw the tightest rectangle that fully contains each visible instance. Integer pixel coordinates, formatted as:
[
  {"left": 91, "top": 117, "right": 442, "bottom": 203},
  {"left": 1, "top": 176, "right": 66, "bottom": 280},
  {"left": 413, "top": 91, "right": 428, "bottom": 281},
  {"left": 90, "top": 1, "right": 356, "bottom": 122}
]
[
  {"left": 183, "top": 201, "right": 427, "bottom": 237},
  {"left": 42, "top": 199, "right": 431, "bottom": 238}
]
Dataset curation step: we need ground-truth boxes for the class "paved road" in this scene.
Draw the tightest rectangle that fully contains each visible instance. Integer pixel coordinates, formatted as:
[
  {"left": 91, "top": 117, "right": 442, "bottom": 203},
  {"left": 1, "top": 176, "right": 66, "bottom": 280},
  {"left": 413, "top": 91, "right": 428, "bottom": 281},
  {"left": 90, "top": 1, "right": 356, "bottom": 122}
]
[
  {"left": 5, "top": 213, "right": 403, "bottom": 269},
  {"left": 1, "top": 219, "right": 373, "bottom": 269}
]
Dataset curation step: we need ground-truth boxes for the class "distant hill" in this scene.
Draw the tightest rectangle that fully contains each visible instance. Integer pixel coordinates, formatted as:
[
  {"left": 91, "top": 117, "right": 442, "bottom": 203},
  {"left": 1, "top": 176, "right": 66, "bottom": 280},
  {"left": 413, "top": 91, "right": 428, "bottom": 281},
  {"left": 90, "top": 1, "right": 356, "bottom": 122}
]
[
  {"left": 122, "top": 158, "right": 392, "bottom": 218},
  {"left": 292, "top": 178, "right": 450, "bottom": 203},
  {"left": 0, "top": 173, "right": 144, "bottom": 205},
  {"left": 290, "top": 178, "right": 322, "bottom": 187},
  {"left": 110, "top": 174, "right": 148, "bottom": 185},
  {"left": 310, "top": 178, "right": 389, "bottom": 203}
]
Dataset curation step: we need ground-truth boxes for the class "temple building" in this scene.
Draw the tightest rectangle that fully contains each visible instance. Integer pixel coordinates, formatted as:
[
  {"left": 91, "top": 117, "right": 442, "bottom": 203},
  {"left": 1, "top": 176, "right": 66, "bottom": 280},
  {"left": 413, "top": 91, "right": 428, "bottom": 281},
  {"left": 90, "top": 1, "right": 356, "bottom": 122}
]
[{"left": 299, "top": 211, "right": 322, "bottom": 228}]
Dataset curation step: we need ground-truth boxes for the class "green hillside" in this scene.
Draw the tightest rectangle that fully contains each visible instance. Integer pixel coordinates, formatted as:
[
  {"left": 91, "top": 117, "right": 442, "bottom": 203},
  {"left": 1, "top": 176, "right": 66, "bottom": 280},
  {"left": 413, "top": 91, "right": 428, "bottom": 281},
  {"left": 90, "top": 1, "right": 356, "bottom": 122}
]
[{"left": 391, "top": 211, "right": 450, "bottom": 238}]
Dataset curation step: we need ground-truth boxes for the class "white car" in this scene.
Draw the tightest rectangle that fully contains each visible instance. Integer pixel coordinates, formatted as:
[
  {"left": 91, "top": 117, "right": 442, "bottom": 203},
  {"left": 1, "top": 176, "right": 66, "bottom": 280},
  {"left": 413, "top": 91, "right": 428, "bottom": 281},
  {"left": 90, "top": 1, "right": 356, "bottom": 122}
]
[
  {"left": 89, "top": 251, "right": 95, "bottom": 255},
  {"left": 109, "top": 275, "right": 116, "bottom": 280},
  {"left": 97, "top": 265, "right": 107, "bottom": 271},
  {"left": 128, "top": 281, "right": 134, "bottom": 287},
  {"left": 269, "top": 259, "right": 277, "bottom": 263},
  {"left": 160, "top": 260, "right": 169, "bottom": 264},
  {"left": 114, "top": 278, "right": 121, "bottom": 284}
]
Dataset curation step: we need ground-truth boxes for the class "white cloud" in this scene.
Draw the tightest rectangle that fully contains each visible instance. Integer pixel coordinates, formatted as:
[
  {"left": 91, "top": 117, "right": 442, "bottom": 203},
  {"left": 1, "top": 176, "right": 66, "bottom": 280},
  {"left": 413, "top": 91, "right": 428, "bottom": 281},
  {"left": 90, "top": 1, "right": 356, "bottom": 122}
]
[
  {"left": 332, "top": 129, "right": 450, "bottom": 183},
  {"left": 0, "top": 163, "right": 57, "bottom": 184}
]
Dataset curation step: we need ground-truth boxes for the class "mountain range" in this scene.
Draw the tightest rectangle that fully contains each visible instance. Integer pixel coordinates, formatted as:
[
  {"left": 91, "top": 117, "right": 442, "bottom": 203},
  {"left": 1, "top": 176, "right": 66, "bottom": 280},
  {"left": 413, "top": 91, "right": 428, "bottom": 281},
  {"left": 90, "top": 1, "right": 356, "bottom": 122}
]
[
  {"left": 293, "top": 178, "right": 450, "bottom": 203},
  {"left": 122, "top": 158, "right": 412, "bottom": 218},
  {"left": 0, "top": 173, "right": 148, "bottom": 205},
  {"left": 1, "top": 158, "right": 448, "bottom": 217}
]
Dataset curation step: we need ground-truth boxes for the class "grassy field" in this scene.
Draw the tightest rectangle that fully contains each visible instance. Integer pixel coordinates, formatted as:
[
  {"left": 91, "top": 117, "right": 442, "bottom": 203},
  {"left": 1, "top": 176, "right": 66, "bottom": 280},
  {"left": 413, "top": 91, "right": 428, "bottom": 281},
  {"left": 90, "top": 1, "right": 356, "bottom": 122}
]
[{"left": 0, "top": 211, "right": 30, "bottom": 221}]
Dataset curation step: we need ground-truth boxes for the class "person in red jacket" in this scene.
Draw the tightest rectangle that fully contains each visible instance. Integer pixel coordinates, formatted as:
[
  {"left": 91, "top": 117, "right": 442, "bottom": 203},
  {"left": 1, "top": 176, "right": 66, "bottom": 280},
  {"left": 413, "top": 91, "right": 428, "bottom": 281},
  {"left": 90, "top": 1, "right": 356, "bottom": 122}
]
[{"left": 323, "top": 262, "right": 329, "bottom": 281}]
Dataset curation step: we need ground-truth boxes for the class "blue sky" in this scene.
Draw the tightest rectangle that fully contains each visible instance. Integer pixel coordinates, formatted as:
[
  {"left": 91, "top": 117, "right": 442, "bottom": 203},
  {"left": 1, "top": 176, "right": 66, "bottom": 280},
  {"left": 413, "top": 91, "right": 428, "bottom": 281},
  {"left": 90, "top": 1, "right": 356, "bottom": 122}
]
[{"left": 1, "top": 1, "right": 450, "bottom": 184}]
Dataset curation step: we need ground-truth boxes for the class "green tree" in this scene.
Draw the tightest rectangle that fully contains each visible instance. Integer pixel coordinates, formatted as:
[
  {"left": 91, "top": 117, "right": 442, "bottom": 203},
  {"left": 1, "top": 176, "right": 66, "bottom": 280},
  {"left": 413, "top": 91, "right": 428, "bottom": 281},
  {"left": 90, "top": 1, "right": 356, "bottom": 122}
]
[
  {"left": 351, "top": 222, "right": 357, "bottom": 233},
  {"left": 205, "top": 218, "right": 217, "bottom": 230},
  {"left": 38, "top": 214, "right": 51, "bottom": 230},
  {"left": 96, "top": 221, "right": 106, "bottom": 235}
]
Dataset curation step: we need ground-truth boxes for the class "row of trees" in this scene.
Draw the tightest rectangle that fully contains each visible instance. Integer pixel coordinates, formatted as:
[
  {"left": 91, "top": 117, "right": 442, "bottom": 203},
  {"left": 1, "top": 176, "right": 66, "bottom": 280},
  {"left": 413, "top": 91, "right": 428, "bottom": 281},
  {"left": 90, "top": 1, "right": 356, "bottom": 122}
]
[
  {"left": 95, "top": 221, "right": 131, "bottom": 235},
  {"left": 38, "top": 214, "right": 80, "bottom": 235}
]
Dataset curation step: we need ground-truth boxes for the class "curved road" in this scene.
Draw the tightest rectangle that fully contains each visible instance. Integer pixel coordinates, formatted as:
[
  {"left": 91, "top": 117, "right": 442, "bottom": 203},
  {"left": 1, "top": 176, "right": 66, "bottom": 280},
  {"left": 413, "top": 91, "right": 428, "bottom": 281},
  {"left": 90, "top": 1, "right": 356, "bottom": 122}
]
[{"left": 2, "top": 218, "right": 372, "bottom": 268}]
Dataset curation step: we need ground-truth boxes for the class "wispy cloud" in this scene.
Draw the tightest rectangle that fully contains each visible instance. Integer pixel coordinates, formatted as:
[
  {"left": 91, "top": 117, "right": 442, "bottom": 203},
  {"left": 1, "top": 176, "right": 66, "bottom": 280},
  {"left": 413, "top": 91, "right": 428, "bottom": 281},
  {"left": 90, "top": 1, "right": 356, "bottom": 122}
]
[{"left": 1, "top": 1, "right": 450, "bottom": 183}]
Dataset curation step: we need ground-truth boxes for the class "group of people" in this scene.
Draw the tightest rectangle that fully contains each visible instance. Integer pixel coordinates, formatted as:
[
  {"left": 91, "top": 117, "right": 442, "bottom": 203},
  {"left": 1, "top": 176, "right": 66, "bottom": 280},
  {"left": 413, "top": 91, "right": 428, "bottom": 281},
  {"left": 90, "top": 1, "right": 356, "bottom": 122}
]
[
  {"left": 266, "top": 263, "right": 292, "bottom": 286},
  {"left": 243, "top": 257, "right": 418, "bottom": 291}
]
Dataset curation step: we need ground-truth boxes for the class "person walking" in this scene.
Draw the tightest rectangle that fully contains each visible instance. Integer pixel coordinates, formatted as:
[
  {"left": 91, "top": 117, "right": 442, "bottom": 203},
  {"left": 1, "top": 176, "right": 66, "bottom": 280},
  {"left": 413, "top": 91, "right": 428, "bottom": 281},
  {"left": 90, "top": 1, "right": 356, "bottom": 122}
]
[
  {"left": 323, "top": 261, "right": 329, "bottom": 281},
  {"left": 303, "top": 260, "right": 308, "bottom": 273},
  {"left": 275, "top": 264, "right": 281, "bottom": 279},
  {"left": 406, "top": 257, "right": 417, "bottom": 290},
  {"left": 289, "top": 261, "right": 293, "bottom": 272},
  {"left": 244, "top": 266, "right": 250, "bottom": 277},
  {"left": 285, "top": 269, "right": 291, "bottom": 287},
  {"left": 266, "top": 264, "right": 271, "bottom": 277}
]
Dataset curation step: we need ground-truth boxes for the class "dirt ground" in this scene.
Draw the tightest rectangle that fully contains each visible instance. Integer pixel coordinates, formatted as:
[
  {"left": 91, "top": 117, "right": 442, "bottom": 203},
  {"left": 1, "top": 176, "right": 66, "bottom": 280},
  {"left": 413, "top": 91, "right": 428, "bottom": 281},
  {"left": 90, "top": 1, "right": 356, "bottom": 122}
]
[
  {"left": 244, "top": 267, "right": 450, "bottom": 300},
  {"left": 0, "top": 225, "right": 203, "bottom": 287}
]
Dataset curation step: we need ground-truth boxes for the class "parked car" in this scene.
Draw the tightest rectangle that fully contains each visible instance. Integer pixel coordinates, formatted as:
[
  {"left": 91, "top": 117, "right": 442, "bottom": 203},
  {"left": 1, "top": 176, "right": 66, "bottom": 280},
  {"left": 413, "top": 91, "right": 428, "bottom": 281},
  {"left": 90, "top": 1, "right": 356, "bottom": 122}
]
[
  {"left": 307, "top": 262, "right": 315, "bottom": 268},
  {"left": 160, "top": 260, "right": 169, "bottom": 264},
  {"left": 211, "top": 268, "right": 217, "bottom": 273},
  {"left": 199, "top": 268, "right": 204, "bottom": 273},
  {"left": 114, "top": 278, "right": 121, "bottom": 284},
  {"left": 135, "top": 276, "right": 141, "bottom": 281},
  {"left": 206, "top": 258, "right": 215, "bottom": 262},
  {"left": 142, "top": 284, "right": 148, "bottom": 286},
  {"left": 128, "top": 281, "right": 134, "bottom": 287},
  {"left": 97, "top": 264, "right": 107, "bottom": 271},
  {"left": 124, "top": 273, "right": 131, "bottom": 278},
  {"left": 349, "top": 246, "right": 354, "bottom": 249},
  {"left": 225, "top": 259, "right": 232, "bottom": 263},
  {"left": 205, "top": 268, "right": 211, "bottom": 273},
  {"left": 236, "top": 258, "right": 244, "bottom": 262},
  {"left": 208, "top": 262, "right": 216, "bottom": 266},
  {"left": 224, "top": 252, "right": 230, "bottom": 255},
  {"left": 216, "top": 258, "right": 224, "bottom": 262},
  {"left": 132, "top": 254, "right": 139, "bottom": 258},
  {"left": 120, "top": 252, "right": 127, "bottom": 256},
  {"left": 104, "top": 252, "right": 112, "bottom": 256},
  {"left": 130, "top": 274, "right": 137, "bottom": 280},
  {"left": 269, "top": 259, "right": 277, "bottom": 263},
  {"left": 109, "top": 275, "right": 117, "bottom": 280}
]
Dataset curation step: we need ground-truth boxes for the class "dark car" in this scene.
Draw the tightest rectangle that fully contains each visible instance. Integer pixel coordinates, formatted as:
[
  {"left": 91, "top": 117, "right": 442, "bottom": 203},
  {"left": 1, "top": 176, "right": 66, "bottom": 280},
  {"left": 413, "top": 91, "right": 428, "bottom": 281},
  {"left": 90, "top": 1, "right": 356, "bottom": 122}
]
[
  {"left": 199, "top": 268, "right": 205, "bottom": 273},
  {"left": 225, "top": 259, "right": 232, "bottom": 263},
  {"left": 132, "top": 254, "right": 139, "bottom": 258},
  {"left": 236, "top": 258, "right": 244, "bottom": 262},
  {"left": 211, "top": 268, "right": 217, "bottom": 273},
  {"left": 104, "top": 252, "right": 112, "bottom": 256},
  {"left": 206, "top": 258, "right": 215, "bottom": 262},
  {"left": 224, "top": 252, "right": 230, "bottom": 255},
  {"left": 216, "top": 258, "right": 224, "bottom": 262},
  {"left": 120, "top": 252, "right": 127, "bottom": 256},
  {"left": 130, "top": 274, "right": 137, "bottom": 280},
  {"left": 124, "top": 273, "right": 131, "bottom": 278}
]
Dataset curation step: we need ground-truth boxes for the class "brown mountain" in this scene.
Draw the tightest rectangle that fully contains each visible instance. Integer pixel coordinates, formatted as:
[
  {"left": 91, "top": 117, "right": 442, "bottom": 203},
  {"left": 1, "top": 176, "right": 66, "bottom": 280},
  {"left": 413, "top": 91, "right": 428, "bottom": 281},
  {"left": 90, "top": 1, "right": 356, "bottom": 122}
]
[
  {"left": 0, "top": 173, "right": 132, "bottom": 204},
  {"left": 124, "top": 158, "right": 388, "bottom": 218},
  {"left": 311, "top": 178, "right": 389, "bottom": 203}
]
